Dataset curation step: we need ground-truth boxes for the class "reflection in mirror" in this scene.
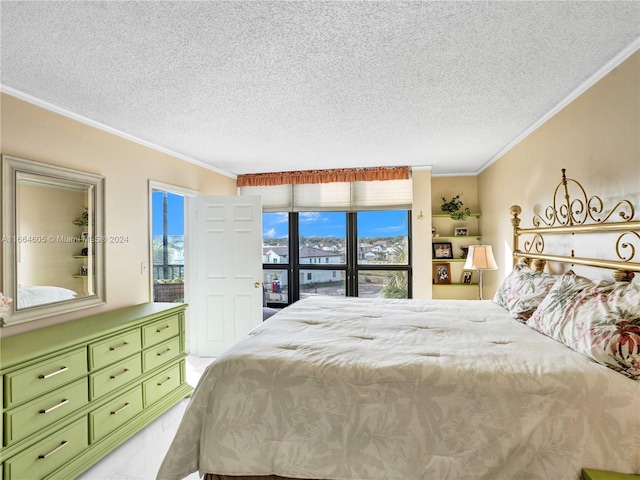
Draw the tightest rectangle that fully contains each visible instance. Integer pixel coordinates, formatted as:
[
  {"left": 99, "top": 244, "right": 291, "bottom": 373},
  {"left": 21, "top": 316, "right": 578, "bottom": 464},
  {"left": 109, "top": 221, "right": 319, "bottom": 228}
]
[
  {"left": 2, "top": 155, "right": 105, "bottom": 325},
  {"left": 16, "top": 173, "right": 95, "bottom": 308}
]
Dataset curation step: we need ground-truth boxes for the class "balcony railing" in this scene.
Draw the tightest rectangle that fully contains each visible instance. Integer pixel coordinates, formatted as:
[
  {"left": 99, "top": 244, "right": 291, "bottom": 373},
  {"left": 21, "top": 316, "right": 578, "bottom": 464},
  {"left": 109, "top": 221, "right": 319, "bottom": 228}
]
[{"left": 153, "top": 264, "right": 184, "bottom": 281}]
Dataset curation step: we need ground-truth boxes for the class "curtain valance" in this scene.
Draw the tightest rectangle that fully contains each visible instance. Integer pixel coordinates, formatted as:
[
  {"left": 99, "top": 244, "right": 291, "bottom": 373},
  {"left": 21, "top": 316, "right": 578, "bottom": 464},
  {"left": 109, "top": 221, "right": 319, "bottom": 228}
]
[{"left": 237, "top": 166, "right": 410, "bottom": 188}]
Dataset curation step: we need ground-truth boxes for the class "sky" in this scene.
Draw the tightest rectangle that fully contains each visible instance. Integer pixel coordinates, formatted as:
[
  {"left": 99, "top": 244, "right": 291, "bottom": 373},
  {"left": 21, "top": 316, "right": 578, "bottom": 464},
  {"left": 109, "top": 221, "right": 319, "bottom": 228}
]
[
  {"left": 264, "top": 210, "right": 409, "bottom": 240},
  {"left": 152, "top": 191, "right": 184, "bottom": 236},
  {"left": 152, "top": 192, "right": 408, "bottom": 239}
]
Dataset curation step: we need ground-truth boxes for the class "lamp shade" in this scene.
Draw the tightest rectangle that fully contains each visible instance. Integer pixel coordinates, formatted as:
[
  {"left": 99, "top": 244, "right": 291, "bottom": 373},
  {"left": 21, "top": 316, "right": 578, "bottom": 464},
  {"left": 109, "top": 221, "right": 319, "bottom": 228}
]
[{"left": 463, "top": 245, "right": 498, "bottom": 271}]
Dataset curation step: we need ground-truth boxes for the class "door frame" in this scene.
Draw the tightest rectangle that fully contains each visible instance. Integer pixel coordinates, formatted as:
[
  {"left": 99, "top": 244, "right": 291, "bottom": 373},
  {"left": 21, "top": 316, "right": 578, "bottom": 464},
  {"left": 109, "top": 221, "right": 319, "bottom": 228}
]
[{"left": 148, "top": 181, "right": 197, "bottom": 351}]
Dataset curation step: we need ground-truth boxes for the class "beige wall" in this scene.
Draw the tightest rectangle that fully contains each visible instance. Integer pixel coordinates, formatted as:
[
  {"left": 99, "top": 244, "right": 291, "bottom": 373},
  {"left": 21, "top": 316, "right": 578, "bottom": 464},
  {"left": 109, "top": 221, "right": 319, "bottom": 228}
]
[
  {"left": 411, "top": 168, "right": 432, "bottom": 298},
  {"left": 1, "top": 93, "right": 237, "bottom": 335},
  {"left": 479, "top": 51, "right": 640, "bottom": 296},
  {"left": 431, "top": 176, "right": 479, "bottom": 214}
]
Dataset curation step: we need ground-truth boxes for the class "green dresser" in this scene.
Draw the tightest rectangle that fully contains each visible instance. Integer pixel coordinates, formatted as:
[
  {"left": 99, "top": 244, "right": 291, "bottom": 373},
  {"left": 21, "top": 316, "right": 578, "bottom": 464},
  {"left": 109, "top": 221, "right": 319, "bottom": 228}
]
[
  {"left": 0, "top": 303, "right": 192, "bottom": 480},
  {"left": 582, "top": 470, "right": 640, "bottom": 480}
]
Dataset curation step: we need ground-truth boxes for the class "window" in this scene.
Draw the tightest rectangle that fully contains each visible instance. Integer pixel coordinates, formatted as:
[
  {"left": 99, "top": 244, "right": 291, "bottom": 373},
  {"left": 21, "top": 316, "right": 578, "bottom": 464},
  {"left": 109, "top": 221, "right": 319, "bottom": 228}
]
[
  {"left": 357, "top": 210, "right": 408, "bottom": 265},
  {"left": 263, "top": 212, "right": 289, "bottom": 261},
  {"left": 300, "top": 269, "right": 346, "bottom": 299},
  {"left": 299, "top": 211, "right": 346, "bottom": 265},
  {"left": 358, "top": 270, "right": 408, "bottom": 298},
  {"left": 151, "top": 190, "right": 185, "bottom": 303},
  {"left": 262, "top": 211, "right": 411, "bottom": 306},
  {"left": 355, "top": 210, "right": 410, "bottom": 299}
]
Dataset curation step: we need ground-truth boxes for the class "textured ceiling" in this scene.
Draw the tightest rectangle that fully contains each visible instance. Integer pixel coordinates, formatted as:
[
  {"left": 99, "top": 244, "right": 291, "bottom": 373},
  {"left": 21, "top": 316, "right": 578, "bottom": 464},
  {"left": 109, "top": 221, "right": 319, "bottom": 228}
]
[{"left": 1, "top": 1, "right": 639, "bottom": 177}]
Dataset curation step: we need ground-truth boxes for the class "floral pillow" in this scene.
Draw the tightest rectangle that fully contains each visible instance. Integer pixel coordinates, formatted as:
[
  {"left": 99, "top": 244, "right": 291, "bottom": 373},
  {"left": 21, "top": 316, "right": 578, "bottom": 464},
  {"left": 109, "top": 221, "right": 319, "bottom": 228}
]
[
  {"left": 526, "top": 273, "right": 596, "bottom": 338},
  {"left": 493, "top": 260, "right": 559, "bottom": 322},
  {"left": 528, "top": 275, "right": 640, "bottom": 380}
]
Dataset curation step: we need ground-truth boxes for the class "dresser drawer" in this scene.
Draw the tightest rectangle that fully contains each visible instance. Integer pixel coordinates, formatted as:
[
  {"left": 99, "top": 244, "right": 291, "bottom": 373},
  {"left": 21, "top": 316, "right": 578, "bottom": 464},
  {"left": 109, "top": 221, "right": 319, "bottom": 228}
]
[
  {"left": 4, "top": 378, "right": 88, "bottom": 446},
  {"left": 89, "top": 385, "right": 143, "bottom": 443},
  {"left": 89, "top": 354, "right": 142, "bottom": 400},
  {"left": 4, "top": 416, "right": 88, "bottom": 480},
  {"left": 4, "top": 348, "right": 87, "bottom": 408},
  {"left": 142, "top": 313, "right": 180, "bottom": 348},
  {"left": 143, "top": 362, "right": 182, "bottom": 407},
  {"left": 1, "top": 375, "right": 3, "bottom": 439},
  {"left": 142, "top": 336, "right": 181, "bottom": 372},
  {"left": 88, "top": 329, "right": 142, "bottom": 371}
]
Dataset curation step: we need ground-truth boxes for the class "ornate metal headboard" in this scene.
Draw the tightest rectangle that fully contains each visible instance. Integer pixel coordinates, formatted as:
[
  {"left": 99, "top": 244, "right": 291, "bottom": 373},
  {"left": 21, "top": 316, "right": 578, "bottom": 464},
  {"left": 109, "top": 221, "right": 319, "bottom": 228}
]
[{"left": 510, "top": 168, "right": 640, "bottom": 281}]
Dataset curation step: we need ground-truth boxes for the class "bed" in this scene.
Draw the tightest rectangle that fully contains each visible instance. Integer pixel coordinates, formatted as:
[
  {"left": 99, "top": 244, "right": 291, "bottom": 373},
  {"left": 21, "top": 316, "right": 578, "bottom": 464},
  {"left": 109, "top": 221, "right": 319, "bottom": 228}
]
[
  {"left": 158, "top": 170, "right": 640, "bottom": 480},
  {"left": 16, "top": 285, "right": 77, "bottom": 308}
]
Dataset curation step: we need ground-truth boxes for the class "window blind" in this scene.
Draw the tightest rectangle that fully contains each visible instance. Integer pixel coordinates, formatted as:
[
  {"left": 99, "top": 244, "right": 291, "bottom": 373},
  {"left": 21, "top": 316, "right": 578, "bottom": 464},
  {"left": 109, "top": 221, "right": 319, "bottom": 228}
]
[{"left": 239, "top": 178, "right": 412, "bottom": 212}]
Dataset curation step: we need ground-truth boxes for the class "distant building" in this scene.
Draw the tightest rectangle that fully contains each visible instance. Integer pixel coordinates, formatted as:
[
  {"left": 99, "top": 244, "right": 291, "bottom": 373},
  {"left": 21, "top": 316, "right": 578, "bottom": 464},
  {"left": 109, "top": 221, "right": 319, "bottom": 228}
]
[
  {"left": 358, "top": 242, "right": 374, "bottom": 261},
  {"left": 263, "top": 246, "right": 289, "bottom": 264},
  {"left": 299, "top": 246, "right": 342, "bottom": 265},
  {"left": 298, "top": 246, "right": 343, "bottom": 285}
]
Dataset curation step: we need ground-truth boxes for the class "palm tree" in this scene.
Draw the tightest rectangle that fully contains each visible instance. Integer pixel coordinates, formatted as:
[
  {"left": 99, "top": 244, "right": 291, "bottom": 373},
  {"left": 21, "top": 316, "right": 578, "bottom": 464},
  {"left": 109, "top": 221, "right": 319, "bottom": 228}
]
[{"left": 381, "top": 239, "right": 408, "bottom": 299}]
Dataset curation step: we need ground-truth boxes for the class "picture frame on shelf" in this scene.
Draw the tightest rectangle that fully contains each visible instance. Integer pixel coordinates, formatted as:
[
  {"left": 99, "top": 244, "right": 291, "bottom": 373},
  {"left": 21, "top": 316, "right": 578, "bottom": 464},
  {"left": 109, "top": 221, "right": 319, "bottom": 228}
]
[
  {"left": 433, "top": 263, "right": 451, "bottom": 285},
  {"left": 433, "top": 242, "right": 453, "bottom": 259},
  {"left": 454, "top": 227, "right": 468, "bottom": 236},
  {"left": 462, "top": 271, "right": 473, "bottom": 284}
]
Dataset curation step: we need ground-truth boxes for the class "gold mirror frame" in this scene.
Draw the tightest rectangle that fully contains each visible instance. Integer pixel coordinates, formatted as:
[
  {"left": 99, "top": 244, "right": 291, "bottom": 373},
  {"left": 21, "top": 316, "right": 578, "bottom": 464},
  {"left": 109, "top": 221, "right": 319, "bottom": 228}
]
[{"left": 1, "top": 155, "right": 106, "bottom": 325}]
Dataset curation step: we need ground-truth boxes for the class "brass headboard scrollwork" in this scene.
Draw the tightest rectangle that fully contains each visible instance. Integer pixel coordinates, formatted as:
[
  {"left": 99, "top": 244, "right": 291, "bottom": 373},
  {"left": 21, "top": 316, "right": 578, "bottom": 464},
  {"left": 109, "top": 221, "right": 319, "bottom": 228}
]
[
  {"left": 511, "top": 169, "right": 640, "bottom": 281},
  {"left": 532, "top": 168, "right": 634, "bottom": 227}
]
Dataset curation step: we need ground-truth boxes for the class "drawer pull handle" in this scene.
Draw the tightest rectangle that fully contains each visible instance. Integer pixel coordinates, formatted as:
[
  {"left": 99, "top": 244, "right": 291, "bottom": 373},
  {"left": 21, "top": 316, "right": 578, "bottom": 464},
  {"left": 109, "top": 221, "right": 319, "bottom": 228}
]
[
  {"left": 110, "top": 341, "right": 130, "bottom": 351},
  {"left": 110, "top": 368, "right": 130, "bottom": 380},
  {"left": 38, "top": 440, "right": 68, "bottom": 459},
  {"left": 157, "top": 376, "right": 172, "bottom": 386},
  {"left": 156, "top": 325, "right": 170, "bottom": 332},
  {"left": 39, "top": 366, "right": 68, "bottom": 379},
  {"left": 111, "top": 402, "right": 130, "bottom": 415},
  {"left": 39, "top": 398, "right": 69, "bottom": 414},
  {"left": 157, "top": 348, "right": 171, "bottom": 356}
]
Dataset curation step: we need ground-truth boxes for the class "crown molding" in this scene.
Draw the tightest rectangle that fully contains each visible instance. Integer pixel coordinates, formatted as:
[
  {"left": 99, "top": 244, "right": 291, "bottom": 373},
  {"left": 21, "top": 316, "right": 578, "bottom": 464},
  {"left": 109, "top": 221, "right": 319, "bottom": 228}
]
[
  {"left": 0, "top": 85, "right": 237, "bottom": 180},
  {"left": 477, "top": 36, "right": 640, "bottom": 175}
]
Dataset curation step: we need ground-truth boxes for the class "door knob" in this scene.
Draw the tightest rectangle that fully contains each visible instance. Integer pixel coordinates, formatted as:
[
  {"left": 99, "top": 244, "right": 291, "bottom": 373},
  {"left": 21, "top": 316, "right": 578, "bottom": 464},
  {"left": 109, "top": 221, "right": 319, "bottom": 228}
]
[{"left": 254, "top": 282, "right": 262, "bottom": 288}]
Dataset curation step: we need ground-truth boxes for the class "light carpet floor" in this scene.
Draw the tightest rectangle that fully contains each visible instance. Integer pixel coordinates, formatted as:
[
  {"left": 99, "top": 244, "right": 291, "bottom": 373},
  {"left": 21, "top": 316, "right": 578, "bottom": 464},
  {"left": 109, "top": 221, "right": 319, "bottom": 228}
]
[{"left": 77, "top": 355, "right": 215, "bottom": 480}]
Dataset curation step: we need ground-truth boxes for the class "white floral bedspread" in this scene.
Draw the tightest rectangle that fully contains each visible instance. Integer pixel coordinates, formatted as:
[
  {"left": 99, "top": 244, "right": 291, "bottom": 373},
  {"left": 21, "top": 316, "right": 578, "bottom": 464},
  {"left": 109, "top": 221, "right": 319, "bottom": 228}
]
[{"left": 158, "top": 297, "right": 640, "bottom": 480}]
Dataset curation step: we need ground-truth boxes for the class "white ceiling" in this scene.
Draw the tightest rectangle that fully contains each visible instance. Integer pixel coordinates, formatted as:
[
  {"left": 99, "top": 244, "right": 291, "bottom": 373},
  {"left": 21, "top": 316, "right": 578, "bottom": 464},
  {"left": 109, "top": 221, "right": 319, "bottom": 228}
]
[{"left": 1, "top": 1, "right": 639, "bottom": 178}]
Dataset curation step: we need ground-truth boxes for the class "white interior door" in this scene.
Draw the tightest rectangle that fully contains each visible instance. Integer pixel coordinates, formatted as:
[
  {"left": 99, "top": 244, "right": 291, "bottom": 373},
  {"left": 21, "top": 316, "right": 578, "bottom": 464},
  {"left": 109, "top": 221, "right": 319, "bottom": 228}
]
[{"left": 190, "top": 195, "right": 263, "bottom": 357}]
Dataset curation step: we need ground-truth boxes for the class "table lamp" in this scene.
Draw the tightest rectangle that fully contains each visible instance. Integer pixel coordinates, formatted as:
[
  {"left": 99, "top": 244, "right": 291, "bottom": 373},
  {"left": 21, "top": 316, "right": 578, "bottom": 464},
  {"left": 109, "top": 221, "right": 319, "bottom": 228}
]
[{"left": 463, "top": 245, "right": 498, "bottom": 300}]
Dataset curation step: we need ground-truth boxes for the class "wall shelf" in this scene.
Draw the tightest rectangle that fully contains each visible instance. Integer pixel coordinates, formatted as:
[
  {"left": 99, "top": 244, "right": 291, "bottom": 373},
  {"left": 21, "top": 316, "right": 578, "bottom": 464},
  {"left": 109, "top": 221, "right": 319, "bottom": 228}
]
[
  {"left": 431, "top": 212, "right": 482, "bottom": 300},
  {"left": 431, "top": 213, "right": 482, "bottom": 219},
  {"left": 433, "top": 235, "right": 482, "bottom": 241}
]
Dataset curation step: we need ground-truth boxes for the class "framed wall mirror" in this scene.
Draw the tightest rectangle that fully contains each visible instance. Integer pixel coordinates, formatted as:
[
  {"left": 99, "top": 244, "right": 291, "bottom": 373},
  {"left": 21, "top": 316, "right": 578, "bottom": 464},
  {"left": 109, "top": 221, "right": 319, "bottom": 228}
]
[{"left": 1, "top": 155, "right": 106, "bottom": 325}]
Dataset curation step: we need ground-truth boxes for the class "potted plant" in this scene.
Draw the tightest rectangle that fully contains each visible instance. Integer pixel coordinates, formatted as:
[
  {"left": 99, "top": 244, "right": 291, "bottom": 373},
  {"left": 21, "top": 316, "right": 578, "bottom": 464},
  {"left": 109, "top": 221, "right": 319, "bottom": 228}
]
[
  {"left": 73, "top": 207, "right": 89, "bottom": 227},
  {"left": 441, "top": 194, "right": 471, "bottom": 221}
]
